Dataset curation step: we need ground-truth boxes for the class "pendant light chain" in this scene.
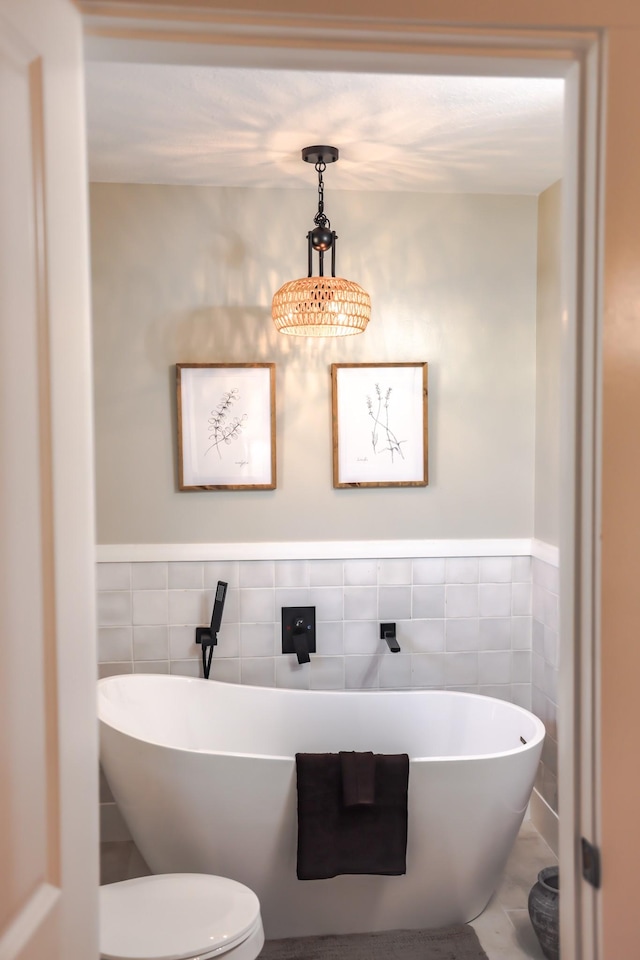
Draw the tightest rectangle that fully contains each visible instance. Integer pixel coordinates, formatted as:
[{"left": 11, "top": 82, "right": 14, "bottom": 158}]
[{"left": 314, "top": 161, "right": 330, "bottom": 230}]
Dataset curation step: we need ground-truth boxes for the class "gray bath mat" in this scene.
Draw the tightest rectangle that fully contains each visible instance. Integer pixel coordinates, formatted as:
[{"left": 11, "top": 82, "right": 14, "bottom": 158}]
[{"left": 259, "top": 925, "right": 488, "bottom": 959}]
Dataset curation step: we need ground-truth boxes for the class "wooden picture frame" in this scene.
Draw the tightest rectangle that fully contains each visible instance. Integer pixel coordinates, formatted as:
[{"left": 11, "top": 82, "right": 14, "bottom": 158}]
[
  {"left": 176, "top": 363, "right": 276, "bottom": 490},
  {"left": 331, "top": 362, "right": 428, "bottom": 488}
]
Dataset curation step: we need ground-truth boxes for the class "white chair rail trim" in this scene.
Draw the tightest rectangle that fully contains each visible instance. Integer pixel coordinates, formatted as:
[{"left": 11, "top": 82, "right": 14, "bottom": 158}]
[
  {"left": 96, "top": 538, "right": 535, "bottom": 563},
  {"left": 531, "top": 538, "right": 560, "bottom": 568}
]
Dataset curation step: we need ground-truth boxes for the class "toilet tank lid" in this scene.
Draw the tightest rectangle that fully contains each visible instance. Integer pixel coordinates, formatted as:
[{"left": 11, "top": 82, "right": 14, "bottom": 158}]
[{"left": 100, "top": 873, "right": 261, "bottom": 960}]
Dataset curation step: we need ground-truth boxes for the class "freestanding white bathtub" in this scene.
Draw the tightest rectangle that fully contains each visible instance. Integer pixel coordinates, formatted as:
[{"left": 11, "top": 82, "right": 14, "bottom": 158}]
[{"left": 98, "top": 674, "right": 544, "bottom": 939}]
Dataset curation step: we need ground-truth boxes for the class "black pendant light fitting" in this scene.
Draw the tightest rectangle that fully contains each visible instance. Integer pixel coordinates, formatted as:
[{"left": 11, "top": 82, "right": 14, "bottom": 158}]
[{"left": 271, "top": 144, "right": 370, "bottom": 337}]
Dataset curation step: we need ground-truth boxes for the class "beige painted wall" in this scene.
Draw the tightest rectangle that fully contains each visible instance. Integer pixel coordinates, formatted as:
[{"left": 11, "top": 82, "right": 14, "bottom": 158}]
[
  {"left": 90, "top": 183, "right": 537, "bottom": 544},
  {"left": 534, "top": 180, "right": 562, "bottom": 548}
]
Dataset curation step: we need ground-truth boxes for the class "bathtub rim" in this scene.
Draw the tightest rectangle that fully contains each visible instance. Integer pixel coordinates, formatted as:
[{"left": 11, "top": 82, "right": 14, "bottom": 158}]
[{"left": 98, "top": 673, "right": 545, "bottom": 764}]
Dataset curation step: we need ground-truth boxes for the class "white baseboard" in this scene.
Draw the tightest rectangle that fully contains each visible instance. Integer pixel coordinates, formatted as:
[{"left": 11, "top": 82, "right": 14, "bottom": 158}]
[{"left": 530, "top": 787, "right": 559, "bottom": 856}]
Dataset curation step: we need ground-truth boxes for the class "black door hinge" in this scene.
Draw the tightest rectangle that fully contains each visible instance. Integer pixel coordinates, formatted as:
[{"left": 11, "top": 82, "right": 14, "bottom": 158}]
[{"left": 581, "top": 837, "right": 601, "bottom": 889}]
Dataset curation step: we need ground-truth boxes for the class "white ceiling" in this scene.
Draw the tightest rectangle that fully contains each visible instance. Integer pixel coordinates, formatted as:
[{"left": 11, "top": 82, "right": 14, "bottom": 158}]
[{"left": 85, "top": 63, "right": 564, "bottom": 196}]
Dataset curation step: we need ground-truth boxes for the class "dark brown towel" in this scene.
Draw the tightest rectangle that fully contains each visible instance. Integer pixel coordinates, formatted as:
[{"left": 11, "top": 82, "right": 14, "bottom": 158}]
[
  {"left": 295, "top": 752, "right": 409, "bottom": 880},
  {"left": 340, "top": 751, "right": 376, "bottom": 806}
]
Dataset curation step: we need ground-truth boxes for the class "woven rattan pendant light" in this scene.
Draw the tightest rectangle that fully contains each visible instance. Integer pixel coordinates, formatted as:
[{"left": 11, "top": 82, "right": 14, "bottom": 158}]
[{"left": 272, "top": 146, "right": 371, "bottom": 337}]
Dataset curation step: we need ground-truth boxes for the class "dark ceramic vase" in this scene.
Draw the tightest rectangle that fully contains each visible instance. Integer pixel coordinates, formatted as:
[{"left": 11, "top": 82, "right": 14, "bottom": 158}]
[{"left": 528, "top": 866, "right": 560, "bottom": 960}]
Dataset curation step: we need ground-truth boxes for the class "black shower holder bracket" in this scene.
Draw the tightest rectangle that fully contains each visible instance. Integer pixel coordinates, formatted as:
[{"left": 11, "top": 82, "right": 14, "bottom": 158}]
[{"left": 195, "top": 627, "right": 217, "bottom": 648}]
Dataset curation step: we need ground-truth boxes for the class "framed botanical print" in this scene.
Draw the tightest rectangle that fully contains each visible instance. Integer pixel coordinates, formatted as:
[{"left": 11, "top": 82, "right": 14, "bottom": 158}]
[
  {"left": 176, "top": 363, "right": 276, "bottom": 490},
  {"left": 331, "top": 362, "right": 428, "bottom": 488}
]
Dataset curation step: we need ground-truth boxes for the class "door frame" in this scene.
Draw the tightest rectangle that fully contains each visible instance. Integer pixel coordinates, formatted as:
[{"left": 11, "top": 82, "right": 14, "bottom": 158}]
[
  {"left": 1, "top": 1, "right": 99, "bottom": 958},
  {"left": 79, "top": 7, "right": 604, "bottom": 958}
]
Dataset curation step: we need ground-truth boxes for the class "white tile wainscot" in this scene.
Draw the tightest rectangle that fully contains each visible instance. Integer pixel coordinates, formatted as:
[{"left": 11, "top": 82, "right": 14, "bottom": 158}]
[{"left": 530, "top": 539, "right": 560, "bottom": 854}]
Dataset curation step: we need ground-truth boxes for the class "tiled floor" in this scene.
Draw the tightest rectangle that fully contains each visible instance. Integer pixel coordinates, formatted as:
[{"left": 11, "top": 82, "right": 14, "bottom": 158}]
[
  {"left": 100, "top": 820, "right": 557, "bottom": 958},
  {"left": 471, "top": 821, "right": 557, "bottom": 959}
]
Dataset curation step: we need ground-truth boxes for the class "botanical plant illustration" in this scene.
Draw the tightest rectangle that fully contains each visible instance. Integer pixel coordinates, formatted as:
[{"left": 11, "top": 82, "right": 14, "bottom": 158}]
[
  {"left": 204, "top": 388, "right": 248, "bottom": 458},
  {"left": 366, "top": 384, "right": 406, "bottom": 462}
]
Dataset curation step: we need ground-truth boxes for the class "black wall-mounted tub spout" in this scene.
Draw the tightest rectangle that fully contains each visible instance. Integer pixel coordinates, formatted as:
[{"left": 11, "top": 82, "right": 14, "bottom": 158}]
[
  {"left": 380, "top": 623, "right": 400, "bottom": 653},
  {"left": 292, "top": 622, "right": 311, "bottom": 664}
]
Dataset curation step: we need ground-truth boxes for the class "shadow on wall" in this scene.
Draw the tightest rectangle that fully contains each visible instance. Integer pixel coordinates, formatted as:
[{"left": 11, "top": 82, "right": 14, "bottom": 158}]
[{"left": 170, "top": 306, "right": 275, "bottom": 361}]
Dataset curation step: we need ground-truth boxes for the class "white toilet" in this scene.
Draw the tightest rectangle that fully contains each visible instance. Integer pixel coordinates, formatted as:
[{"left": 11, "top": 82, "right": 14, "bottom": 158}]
[{"left": 99, "top": 874, "right": 265, "bottom": 960}]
